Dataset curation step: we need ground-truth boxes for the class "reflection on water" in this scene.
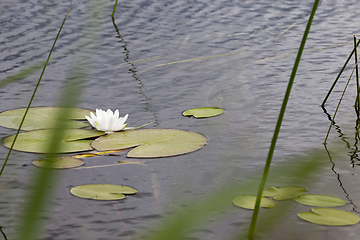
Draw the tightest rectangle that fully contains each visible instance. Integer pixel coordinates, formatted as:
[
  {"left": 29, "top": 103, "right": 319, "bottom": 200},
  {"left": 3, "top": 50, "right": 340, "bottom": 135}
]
[{"left": 111, "top": 18, "right": 160, "bottom": 126}]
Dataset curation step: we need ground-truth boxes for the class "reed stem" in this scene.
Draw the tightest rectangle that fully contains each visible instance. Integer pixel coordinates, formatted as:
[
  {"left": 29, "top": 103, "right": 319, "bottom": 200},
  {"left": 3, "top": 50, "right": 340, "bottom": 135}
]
[
  {"left": 0, "top": 2, "right": 72, "bottom": 178},
  {"left": 247, "top": 1, "right": 319, "bottom": 239},
  {"left": 321, "top": 38, "right": 360, "bottom": 107},
  {"left": 112, "top": 0, "right": 119, "bottom": 19},
  {"left": 354, "top": 35, "right": 359, "bottom": 117}
]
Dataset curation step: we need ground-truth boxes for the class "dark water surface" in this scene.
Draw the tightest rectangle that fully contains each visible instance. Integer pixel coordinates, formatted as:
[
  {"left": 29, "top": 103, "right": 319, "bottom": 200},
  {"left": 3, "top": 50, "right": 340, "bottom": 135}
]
[{"left": 1, "top": 0, "right": 360, "bottom": 239}]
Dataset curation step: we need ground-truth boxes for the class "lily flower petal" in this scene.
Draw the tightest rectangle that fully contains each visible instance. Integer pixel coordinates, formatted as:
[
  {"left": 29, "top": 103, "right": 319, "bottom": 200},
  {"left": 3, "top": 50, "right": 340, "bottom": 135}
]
[{"left": 85, "top": 109, "right": 129, "bottom": 133}]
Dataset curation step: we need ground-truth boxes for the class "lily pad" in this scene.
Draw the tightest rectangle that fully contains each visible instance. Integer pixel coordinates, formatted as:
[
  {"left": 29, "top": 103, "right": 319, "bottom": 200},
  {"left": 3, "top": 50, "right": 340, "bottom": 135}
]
[
  {"left": 32, "top": 156, "right": 83, "bottom": 169},
  {"left": 0, "top": 107, "right": 94, "bottom": 130},
  {"left": 182, "top": 107, "right": 224, "bottom": 118},
  {"left": 92, "top": 129, "right": 207, "bottom": 158},
  {"left": 232, "top": 195, "right": 276, "bottom": 210},
  {"left": 263, "top": 186, "right": 305, "bottom": 200},
  {"left": 70, "top": 184, "right": 137, "bottom": 200},
  {"left": 294, "top": 194, "right": 346, "bottom": 207},
  {"left": 3, "top": 128, "right": 104, "bottom": 153},
  {"left": 298, "top": 208, "right": 359, "bottom": 226}
]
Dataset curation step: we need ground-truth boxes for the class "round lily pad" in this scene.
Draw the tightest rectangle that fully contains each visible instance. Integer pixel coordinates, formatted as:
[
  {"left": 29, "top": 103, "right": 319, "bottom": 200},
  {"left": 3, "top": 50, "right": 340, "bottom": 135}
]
[
  {"left": 32, "top": 156, "right": 84, "bottom": 169},
  {"left": 91, "top": 129, "right": 207, "bottom": 158},
  {"left": 298, "top": 208, "right": 360, "bottom": 226},
  {"left": 232, "top": 195, "right": 276, "bottom": 210},
  {"left": 3, "top": 128, "right": 104, "bottom": 153},
  {"left": 294, "top": 194, "right": 346, "bottom": 207},
  {"left": 182, "top": 107, "right": 224, "bottom": 118},
  {"left": 263, "top": 186, "right": 305, "bottom": 200},
  {"left": 70, "top": 184, "right": 137, "bottom": 200},
  {"left": 0, "top": 107, "right": 94, "bottom": 130}
]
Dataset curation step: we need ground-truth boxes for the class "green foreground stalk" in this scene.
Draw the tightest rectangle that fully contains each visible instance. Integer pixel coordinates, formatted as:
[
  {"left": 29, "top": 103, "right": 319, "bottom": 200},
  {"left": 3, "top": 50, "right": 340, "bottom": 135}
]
[
  {"left": 247, "top": 1, "right": 319, "bottom": 239},
  {"left": 0, "top": 2, "right": 72, "bottom": 178}
]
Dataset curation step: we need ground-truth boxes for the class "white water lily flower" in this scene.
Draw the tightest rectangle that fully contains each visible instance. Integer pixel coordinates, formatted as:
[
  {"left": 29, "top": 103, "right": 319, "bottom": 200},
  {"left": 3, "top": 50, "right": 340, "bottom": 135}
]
[{"left": 85, "top": 109, "right": 129, "bottom": 133}]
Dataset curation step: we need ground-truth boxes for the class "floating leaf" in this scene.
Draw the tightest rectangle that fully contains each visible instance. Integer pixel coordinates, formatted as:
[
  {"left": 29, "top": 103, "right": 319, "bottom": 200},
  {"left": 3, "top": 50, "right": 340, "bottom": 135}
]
[
  {"left": 263, "top": 186, "right": 305, "bottom": 200},
  {"left": 70, "top": 184, "right": 137, "bottom": 200},
  {"left": 294, "top": 194, "right": 346, "bottom": 207},
  {"left": 32, "top": 156, "right": 83, "bottom": 169},
  {"left": 182, "top": 107, "right": 224, "bottom": 118},
  {"left": 298, "top": 208, "right": 359, "bottom": 226},
  {"left": 3, "top": 129, "right": 104, "bottom": 153},
  {"left": 0, "top": 107, "right": 93, "bottom": 130},
  {"left": 92, "top": 129, "right": 207, "bottom": 158},
  {"left": 232, "top": 195, "right": 276, "bottom": 210}
]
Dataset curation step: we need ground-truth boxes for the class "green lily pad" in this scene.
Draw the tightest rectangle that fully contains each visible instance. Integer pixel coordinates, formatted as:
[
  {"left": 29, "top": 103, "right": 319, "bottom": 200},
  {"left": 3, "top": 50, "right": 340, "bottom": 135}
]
[
  {"left": 0, "top": 107, "right": 94, "bottom": 130},
  {"left": 91, "top": 129, "right": 207, "bottom": 158},
  {"left": 232, "top": 195, "right": 276, "bottom": 210},
  {"left": 263, "top": 186, "right": 306, "bottom": 200},
  {"left": 32, "top": 156, "right": 84, "bottom": 169},
  {"left": 182, "top": 107, "right": 224, "bottom": 118},
  {"left": 70, "top": 184, "right": 137, "bottom": 200},
  {"left": 3, "top": 128, "right": 104, "bottom": 153},
  {"left": 294, "top": 194, "right": 346, "bottom": 207},
  {"left": 298, "top": 208, "right": 359, "bottom": 226}
]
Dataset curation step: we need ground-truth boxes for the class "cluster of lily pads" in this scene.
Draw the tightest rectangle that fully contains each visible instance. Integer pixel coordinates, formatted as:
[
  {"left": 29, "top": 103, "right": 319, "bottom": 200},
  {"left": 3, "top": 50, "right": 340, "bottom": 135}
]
[
  {"left": 3, "top": 107, "right": 356, "bottom": 226},
  {"left": 0, "top": 106, "right": 223, "bottom": 200},
  {"left": 233, "top": 186, "right": 359, "bottom": 226}
]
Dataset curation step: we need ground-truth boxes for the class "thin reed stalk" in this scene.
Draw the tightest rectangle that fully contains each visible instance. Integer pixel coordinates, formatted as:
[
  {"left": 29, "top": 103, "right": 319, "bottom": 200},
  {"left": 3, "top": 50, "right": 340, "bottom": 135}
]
[
  {"left": 112, "top": 0, "right": 118, "bottom": 19},
  {"left": 323, "top": 56, "right": 360, "bottom": 144},
  {"left": 0, "top": 1, "right": 72, "bottom": 178},
  {"left": 247, "top": 1, "right": 320, "bottom": 239},
  {"left": 354, "top": 35, "right": 359, "bottom": 116},
  {"left": 322, "top": 38, "right": 360, "bottom": 107}
]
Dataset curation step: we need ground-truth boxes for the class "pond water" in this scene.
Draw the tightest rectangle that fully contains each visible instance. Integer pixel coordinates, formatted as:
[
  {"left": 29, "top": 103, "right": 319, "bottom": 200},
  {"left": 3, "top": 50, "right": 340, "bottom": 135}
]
[{"left": 1, "top": 0, "right": 360, "bottom": 239}]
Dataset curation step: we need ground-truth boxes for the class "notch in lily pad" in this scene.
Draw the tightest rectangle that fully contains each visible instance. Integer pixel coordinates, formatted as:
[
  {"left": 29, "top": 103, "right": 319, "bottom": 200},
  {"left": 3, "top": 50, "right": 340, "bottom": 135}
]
[
  {"left": 0, "top": 107, "right": 94, "bottom": 130},
  {"left": 263, "top": 186, "right": 305, "bottom": 200},
  {"left": 182, "top": 107, "right": 224, "bottom": 118},
  {"left": 232, "top": 195, "right": 276, "bottom": 210},
  {"left": 3, "top": 128, "right": 104, "bottom": 153},
  {"left": 298, "top": 208, "right": 359, "bottom": 226},
  {"left": 92, "top": 129, "right": 207, "bottom": 158},
  {"left": 70, "top": 184, "right": 137, "bottom": 200}
]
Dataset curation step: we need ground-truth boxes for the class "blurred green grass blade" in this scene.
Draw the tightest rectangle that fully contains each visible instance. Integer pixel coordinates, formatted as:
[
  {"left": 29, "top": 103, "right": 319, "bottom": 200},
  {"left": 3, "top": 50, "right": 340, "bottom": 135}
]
[
  {"left": 0, "top": 2, "right": 72, "bottom": 178},
  {"left": 0, "top": 61, "right": 47, "bottom": 89},
  {"left": 14, "top": 0, "right": 106, "bottom": 239},
  {"left": 142, "top": 148, "right": 337, "bottom": 240},
  {"left": 248, "top": 1, "right": 320, "bottom": 239}
]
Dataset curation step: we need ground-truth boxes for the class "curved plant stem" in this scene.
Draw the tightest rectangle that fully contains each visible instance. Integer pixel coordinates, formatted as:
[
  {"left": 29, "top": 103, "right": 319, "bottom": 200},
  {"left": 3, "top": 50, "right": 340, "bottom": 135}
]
[
  {"left": 0, "top": 2, "right": 72, "bottom": 178},
  {"left": 247, "top": 1, "right": 319, "bottom": 239}
]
